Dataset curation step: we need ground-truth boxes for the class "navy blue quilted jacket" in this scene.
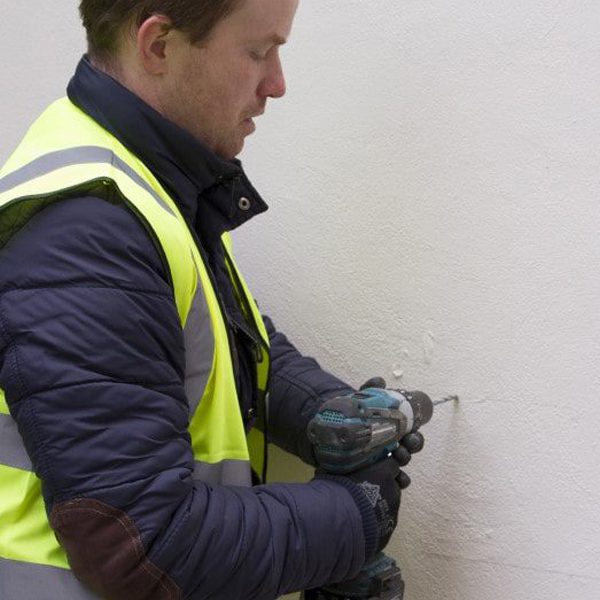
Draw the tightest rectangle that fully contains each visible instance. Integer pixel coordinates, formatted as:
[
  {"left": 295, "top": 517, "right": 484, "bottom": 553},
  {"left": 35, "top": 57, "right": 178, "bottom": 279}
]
[{"left": 0, "top": 58, "right": 378, "bottom": 599}]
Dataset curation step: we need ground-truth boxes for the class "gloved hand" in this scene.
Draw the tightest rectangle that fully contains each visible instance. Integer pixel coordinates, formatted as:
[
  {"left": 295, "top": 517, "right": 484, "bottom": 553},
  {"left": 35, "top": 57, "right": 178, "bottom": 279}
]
[
  {"left": 359, "top": 376, "right": 425, "bottom": 490},
  {"left": 392, "top": 430, "right": 425, "bottom": 489},
  {"left": 316, "top": 456, "right": 402, "bottom": 555},
  {"left": 310, "top": 378, "right": 426, "bottom": 554}
]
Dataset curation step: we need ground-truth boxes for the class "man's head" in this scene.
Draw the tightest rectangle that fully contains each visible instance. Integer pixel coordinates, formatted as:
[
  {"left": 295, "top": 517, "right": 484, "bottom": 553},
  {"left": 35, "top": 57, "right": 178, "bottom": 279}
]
[{"left": 79, "top": 0, "right": 299, "bottom": 158}]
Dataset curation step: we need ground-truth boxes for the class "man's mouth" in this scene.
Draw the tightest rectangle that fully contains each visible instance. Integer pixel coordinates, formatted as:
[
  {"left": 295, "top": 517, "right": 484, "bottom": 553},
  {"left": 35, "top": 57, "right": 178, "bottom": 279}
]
[
  {"left": 242, "top": 118, "right": 256, "bottom": 133},
  {"left": 246, "top": 109, "right": 265, "bottom": 120}
]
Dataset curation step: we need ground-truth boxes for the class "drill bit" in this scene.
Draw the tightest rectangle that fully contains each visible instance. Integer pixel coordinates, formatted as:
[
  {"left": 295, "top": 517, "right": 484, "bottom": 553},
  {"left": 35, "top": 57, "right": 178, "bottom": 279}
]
[{"left": 432, "top": 395, "right": 459, "bottom": 406}]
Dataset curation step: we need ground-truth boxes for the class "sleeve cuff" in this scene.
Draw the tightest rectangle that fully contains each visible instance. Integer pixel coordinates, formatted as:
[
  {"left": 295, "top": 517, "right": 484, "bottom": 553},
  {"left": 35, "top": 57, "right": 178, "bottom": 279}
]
[{"left": 315, "top": 474, "right": 379, "bottom": 561}]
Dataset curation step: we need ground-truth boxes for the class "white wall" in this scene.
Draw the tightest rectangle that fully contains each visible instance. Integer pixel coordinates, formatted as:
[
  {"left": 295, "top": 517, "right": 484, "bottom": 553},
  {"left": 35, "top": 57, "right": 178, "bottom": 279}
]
[
  {"left": 239, "top": 2, "right": 600, "bottom": 599},
  {"left": 2, "top": 2, "right": 599, "bottom": 599},
  {"left": 0, "top": 3, "right": 85, "bottom": 159}
]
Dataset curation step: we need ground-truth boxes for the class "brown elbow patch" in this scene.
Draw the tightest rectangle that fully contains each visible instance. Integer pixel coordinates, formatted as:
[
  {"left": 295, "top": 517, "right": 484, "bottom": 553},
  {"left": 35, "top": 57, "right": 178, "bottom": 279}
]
[{"left": 50, "top": 498, "right": 181, "bottom": 600}]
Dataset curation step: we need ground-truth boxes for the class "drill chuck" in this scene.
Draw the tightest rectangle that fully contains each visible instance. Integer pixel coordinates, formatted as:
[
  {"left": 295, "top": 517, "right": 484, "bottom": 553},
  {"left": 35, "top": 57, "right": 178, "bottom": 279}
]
[{"left": 400, "top": 390, "right": 434, "bottom": 432}]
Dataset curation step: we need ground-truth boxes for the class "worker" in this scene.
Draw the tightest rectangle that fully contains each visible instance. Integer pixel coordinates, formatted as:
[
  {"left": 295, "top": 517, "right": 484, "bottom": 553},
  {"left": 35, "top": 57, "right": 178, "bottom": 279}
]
[{"left": 0, "top": 1, "right": 422, "bottom": 598}]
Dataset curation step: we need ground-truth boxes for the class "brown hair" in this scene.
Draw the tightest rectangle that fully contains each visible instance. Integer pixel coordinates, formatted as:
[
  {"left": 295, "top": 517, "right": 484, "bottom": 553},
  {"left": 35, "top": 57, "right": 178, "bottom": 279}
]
[{"left": 79, "top": 0, "right": 242, "bottom": 66}]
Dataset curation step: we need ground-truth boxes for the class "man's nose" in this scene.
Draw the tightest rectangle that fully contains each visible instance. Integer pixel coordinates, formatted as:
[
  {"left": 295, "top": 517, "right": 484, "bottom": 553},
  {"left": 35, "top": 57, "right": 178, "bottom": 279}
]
[{"left": 260, "top": 54, "right": 286, "bottom": 99}]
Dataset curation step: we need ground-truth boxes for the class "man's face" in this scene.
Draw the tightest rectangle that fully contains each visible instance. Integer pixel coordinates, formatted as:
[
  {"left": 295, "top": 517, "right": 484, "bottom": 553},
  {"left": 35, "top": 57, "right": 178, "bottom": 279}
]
[{"left": 160, "top": 0, "right": 299, "bottom": 159}]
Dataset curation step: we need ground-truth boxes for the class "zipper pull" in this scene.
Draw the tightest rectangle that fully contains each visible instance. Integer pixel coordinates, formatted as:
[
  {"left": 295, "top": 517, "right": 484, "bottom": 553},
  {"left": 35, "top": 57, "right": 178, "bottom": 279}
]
[{"left": 253, "top": 342, "right": 264, "bottom": 363}]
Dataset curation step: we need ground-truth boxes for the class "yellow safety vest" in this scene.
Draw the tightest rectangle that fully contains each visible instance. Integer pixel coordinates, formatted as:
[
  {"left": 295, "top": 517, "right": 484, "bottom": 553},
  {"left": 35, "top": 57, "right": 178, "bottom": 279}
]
[{"left": 0, "top": 98, "right": 270, "bottom": 598}]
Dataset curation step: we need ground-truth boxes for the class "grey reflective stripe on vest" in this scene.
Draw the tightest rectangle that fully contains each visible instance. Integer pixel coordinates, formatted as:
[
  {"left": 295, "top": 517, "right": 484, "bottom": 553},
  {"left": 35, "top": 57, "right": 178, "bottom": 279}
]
[
  {"left": 183, "top": 255, "right": 214, "bottom": 416},
  {"left": 0, "top": 146, "right": 174, "bottom": 217},
  {"left": 192, "top": 459, "right": 251, "bottom": 487},
  {"left": 0, "top": 413, "right": 31, "bottom": 471},
  {"left": 0, "top": 556, "right": 99, "bottom": 599},
  {"left": 183, "top": 265, "right": 252, "bottom": 488}
]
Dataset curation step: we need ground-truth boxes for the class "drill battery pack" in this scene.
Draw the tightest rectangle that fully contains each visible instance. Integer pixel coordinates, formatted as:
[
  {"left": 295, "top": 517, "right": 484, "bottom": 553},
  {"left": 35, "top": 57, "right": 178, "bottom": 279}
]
[{"left": 300, "top": 553, "right": 405, "bottom": 600}]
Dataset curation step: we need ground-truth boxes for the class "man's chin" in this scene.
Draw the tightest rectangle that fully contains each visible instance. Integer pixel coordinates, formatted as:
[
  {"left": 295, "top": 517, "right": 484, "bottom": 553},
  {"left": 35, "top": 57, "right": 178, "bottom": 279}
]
[{"left": 215, "top": 137, "right": 246, "bottom": 160}]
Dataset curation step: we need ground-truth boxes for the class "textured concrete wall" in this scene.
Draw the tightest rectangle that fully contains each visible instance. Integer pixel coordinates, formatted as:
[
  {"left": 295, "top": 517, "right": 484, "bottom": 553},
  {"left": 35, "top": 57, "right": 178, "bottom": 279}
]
[{"left": 2, "top": 2, "right": 599, "bottom": 599}]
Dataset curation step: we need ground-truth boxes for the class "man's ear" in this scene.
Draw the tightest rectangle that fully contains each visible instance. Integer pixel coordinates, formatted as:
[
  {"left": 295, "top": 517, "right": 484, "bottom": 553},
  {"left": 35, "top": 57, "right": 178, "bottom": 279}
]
[{"left": 136, "top": 14, "right": 174, "bottom": 75}]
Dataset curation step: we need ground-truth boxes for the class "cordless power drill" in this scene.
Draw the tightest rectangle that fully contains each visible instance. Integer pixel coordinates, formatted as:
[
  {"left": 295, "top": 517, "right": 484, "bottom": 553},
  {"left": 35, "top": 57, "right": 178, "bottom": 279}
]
[{"left": 302, "top": 385, "right": 457, "bottom": 600}]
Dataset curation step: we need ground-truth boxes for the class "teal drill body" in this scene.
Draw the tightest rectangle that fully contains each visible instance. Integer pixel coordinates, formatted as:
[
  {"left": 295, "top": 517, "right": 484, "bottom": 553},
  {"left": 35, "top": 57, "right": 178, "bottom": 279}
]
[{"left": 307, "top": 388, "right": 434, "bottom": 475}]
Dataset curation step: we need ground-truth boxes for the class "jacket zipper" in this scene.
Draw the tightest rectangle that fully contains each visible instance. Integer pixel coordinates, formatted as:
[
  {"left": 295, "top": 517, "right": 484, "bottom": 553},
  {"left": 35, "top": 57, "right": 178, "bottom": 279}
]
[{"left": 222, "top": 243, "right": 272, "bottom": 483}]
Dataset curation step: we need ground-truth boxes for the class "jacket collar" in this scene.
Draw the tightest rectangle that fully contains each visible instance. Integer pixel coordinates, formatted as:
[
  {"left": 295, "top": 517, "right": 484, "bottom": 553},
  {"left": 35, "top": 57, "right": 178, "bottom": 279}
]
[{"left": 67, "top": 56, "right": 267, "bottom": 241}]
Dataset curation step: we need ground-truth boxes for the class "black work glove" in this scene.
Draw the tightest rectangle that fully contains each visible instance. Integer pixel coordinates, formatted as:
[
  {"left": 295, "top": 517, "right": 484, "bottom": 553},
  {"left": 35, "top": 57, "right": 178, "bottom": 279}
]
[
  {"left": 319, "top": 425, "right": 425, "bottom": 555},
  {"left": 391, "top": 431, "right": 425, "bottom": 489},
  {"left": 316, "top": 456, "right": 402, "bottom": 556}
]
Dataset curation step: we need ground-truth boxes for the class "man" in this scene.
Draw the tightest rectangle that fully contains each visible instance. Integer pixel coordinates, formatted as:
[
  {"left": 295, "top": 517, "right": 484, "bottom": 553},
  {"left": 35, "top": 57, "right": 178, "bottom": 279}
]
[{"left": 0, "top": 1, "right": 421, "bottom": 598}]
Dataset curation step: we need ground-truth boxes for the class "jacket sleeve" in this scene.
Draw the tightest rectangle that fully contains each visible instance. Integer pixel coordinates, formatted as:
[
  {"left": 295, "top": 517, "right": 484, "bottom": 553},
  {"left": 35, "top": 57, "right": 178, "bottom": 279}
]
[
  {"left": 264, "top": 316, "right": 356, "bottom": 465},
  {"left": 0, "top": 197, "right": 372, "bottom": 600}
]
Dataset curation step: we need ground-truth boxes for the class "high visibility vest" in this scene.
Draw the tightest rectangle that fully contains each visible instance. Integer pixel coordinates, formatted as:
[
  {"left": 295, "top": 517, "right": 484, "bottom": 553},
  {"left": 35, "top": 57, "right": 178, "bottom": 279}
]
[{"left": 0, "top": 98, "right": 270, "bottom": 598}]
